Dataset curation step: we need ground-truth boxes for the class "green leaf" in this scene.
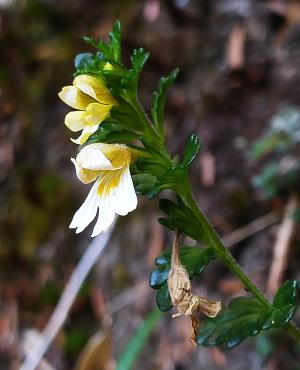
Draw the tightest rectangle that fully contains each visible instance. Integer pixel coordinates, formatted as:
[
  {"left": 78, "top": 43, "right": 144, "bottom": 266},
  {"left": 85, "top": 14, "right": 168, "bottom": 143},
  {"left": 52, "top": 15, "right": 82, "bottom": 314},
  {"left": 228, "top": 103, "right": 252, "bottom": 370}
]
[
  {"left": 181, "top": 134, "right": 201, "bottom": 168},
  {"left": 156, "top": 283, "right": 172, "bottom": 312},
  {"left": 151, "top": 68, "right": 179, "bottom": 131},
  {"left": 108, "top": 20, "right": 121, "bottom": 62},
  {"left": 116, "top": 307, "right": 162, "bottom": 370},
  {"left": 158, "top": 198, "right": 207, "bottom": 242},
  {"left": 83, "top": 122, "right": 139, "bottom": 146},
  {"left": 268, "top": 280, "right": 298, "bottom": 327},
  {"left": 150, "top": 246, "right": 216, "bottom": 312},
  {"left": 83, "top": 21, "right": 121, "bottom": 63},
  {"left": 131, "top": 48, "right": 150, "bottom": 71},
  {"left": 133, "top": 173, "right": 160, "bottom": 198},
  {"left": 197, "top": 280, "right": 298, "bottom": 349},
  {"left": 109, "top": 103, "right": 145, "bottom": 130}
]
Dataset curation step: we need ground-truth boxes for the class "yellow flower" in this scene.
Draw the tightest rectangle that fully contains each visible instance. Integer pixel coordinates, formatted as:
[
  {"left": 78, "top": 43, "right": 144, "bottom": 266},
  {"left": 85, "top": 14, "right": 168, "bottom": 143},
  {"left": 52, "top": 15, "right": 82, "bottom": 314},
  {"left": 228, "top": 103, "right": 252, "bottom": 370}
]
[
  {"left": 58, "top": 74, "right": 117, "bottom": 145},
  {"left": 70, "top": 143, "right": 138, "bottom": 237}
]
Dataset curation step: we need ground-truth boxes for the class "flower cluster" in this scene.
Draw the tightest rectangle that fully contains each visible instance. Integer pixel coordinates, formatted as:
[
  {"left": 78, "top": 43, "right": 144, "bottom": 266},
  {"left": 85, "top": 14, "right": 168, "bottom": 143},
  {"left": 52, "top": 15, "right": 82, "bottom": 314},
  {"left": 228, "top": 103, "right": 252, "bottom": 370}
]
[{"left": 59, "top": 74, "right": 138, "bottom": 237}]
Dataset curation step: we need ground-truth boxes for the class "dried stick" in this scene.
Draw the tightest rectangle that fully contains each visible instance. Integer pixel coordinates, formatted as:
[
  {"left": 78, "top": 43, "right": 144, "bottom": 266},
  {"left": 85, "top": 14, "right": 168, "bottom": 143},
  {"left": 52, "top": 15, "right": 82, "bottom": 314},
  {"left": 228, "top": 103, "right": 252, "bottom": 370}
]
[
  {"left": 267, "top": 194, "right": 298, "bottom": 295},
  {"left": 223, "top": 212, "right": 280, "bottom": 248},
  {"left": 19, "top": 224, "right": 115, "bottom": 370}
]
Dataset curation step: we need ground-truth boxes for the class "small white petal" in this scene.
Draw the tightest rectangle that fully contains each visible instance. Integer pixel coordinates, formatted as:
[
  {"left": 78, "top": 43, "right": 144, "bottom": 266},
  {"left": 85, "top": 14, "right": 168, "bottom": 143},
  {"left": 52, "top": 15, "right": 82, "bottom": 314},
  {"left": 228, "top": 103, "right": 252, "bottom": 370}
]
[
  {"left": 70, "top": 125, "right": 99, "bottom": 145},
  {"left": 69, "top": 180, "right": 100, "bottom": 233},
  {"left": 91, "top": 196, "right": 115, "bottom": 237},
  {"left": 59, "top": 86, "right": 94, "bottom": 110},
  {"left": 65, "top": 111, "right": 87, "bottom": 132},
  {"left": 77, "top": 146, "right": 114, "bottom": 170},
  {"left": 113, "top": 166, "right": 138, "bottom": 216}
]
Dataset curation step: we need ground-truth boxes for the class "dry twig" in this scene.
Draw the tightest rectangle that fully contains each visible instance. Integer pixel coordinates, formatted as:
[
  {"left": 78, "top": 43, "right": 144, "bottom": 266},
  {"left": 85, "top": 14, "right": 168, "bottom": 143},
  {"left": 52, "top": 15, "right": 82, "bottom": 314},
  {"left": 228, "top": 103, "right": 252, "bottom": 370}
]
[{"left": 267, "top": 194, "right": 298, "bottom": 295}]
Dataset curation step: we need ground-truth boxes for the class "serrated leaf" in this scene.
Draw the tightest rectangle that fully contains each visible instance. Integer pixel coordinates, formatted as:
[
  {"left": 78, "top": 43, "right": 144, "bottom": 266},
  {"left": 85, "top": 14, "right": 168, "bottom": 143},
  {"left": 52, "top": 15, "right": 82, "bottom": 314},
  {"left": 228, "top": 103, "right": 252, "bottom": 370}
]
[
  {"left": 84, "top": 21, "right": 121, "bottom": 64},
  {"left": 150, "top": 246, "right": 216, "bottom": 312},
  {"left": 151, "top": 68, "right": 179, "bottom": 131},
  {"left": 197, "top": 280, "right": 298, "bottom": 349},
  {"left": 158, "top": 198, "right": 206, "bottom": 242},
  {"left": 131, "top": 48, "right": 150, "bottom": 71},
  {"left": 108, "top": 20, "right": 121, "bottom": 62},
  {"left": 181, "top": 134, "right": 201, "bottom": 168}
]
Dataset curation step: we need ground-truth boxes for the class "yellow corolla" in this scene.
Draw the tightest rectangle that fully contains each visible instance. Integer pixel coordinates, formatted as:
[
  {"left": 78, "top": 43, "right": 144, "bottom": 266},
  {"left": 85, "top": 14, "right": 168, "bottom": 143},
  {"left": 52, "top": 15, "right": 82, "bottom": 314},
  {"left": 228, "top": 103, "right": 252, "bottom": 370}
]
[
  {"left": 58, "top": 74, "right": 117, "bottom": 144},
  {"left": 70, "top": 143, "right": 138, "bottom": 237}
]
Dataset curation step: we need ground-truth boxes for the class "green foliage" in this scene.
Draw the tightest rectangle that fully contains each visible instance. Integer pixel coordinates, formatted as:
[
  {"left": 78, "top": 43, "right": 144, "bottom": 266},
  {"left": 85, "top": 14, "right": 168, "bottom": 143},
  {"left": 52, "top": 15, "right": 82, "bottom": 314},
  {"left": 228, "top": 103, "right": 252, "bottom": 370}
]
[
  {"left": 83, "top": 20, "right": 121, "bottom": 63},
  {"left": 116, "top": 308, "right": 162, "bottom": 370},
  {"left": 197, "top": 280, "right": 298, "bottom": 349},
  {"left": 151, "top": 68, "right": 179, "bottom": 131},
  {"left": 158, "top": 198, "right": 207, "bottom": 242},
  {"left": 74, "top": 20, "right": 149, "bottom": 103},
  {"left": 180, "top": 134, "right": 201, "bottom": 168},
  {"left": 150, "top": 246, "right": 216, "bottom": 311},
  {"left": 131, "top": 48, "right": 150, "bottom": 72},
  {"left": 83, "top": 122, "right": 140, "bottom": 146}
]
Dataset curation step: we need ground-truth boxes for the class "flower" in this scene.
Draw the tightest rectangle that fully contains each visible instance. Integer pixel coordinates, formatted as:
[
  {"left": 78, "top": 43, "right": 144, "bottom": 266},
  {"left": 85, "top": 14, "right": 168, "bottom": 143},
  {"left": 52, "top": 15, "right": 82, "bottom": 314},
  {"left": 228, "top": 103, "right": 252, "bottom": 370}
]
[
  {"left": 58, "top": 74, "right": 117, "bottom": 144},
  {"left": 70, "top": 143, "right": 138, "bottom": 237}
]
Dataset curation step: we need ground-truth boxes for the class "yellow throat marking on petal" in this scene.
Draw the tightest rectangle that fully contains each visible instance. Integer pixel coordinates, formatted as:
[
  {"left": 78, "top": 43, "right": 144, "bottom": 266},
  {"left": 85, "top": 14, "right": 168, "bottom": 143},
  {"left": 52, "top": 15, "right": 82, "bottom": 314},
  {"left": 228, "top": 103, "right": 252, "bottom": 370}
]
[
  {"left": 97, "top": 144, "right": 132, "bottom": 168},
  {"left": 97, "top": 168, "right": 124, "bottom": 197}
]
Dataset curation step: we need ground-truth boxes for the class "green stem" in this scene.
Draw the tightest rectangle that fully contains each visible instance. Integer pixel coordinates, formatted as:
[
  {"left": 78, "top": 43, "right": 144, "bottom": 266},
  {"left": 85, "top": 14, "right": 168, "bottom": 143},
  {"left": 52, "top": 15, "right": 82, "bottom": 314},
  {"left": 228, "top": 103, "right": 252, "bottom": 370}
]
[{"left": 180, "top": 192, "right": 300, "bottom": 341}]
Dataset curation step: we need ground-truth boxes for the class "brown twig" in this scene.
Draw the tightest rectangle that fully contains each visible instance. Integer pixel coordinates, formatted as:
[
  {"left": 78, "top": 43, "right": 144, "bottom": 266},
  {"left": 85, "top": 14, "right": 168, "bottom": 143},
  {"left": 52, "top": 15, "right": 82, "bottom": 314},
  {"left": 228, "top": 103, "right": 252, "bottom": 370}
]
[
  {"left": 223, "top": 212, "right": 280, "bottom": 248},
  {"left": 267, "top": 193, "right": 298, "bottom": 296}
]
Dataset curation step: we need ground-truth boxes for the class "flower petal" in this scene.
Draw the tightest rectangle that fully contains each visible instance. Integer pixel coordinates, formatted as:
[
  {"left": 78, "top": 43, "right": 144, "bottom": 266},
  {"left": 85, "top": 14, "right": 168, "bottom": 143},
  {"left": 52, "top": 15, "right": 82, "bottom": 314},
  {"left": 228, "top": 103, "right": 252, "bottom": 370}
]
[
  {"left": 69, "top": 179, "right": 100, "bottom": 233},
  {"left": 73, "top": 75, "right": 116, "bottom": 105},
  {"left": 85, "top": 103, "right": 111, "bottom": 125},
  {"left": 112, "top": 166, "right": 138, "bottom": 216},
  {"left": 71, "top": 158, "right": 100, "bottom": 184},
  {"left": 91, "top": 195, "right": 116, "bottom": 237},
  {"left": 76, "top": 145, "right": 114, "bottom": 170},
  {"left": 71, "top": 125, "right": 99, "bottom": 145},
  {"left": 58, "top": 86, "right": 94, "bottom": 110},
  {"left": 65, "top": 111, "right": 87, "bottom": 132}
]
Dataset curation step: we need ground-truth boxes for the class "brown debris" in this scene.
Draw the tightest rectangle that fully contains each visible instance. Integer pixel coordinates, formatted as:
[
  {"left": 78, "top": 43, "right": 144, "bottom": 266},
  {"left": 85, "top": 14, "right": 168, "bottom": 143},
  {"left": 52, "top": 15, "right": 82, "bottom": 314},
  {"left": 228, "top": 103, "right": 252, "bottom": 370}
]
[{"left": 167, "top": 231, "right": 222, "bottom": 338}]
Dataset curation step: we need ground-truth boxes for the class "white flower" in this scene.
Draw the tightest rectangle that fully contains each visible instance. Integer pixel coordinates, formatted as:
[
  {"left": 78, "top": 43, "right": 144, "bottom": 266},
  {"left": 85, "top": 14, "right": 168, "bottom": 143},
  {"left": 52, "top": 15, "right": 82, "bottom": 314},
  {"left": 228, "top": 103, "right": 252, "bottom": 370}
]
[{"left": 70, "top": 143, "right": 138, "bottom": 237}]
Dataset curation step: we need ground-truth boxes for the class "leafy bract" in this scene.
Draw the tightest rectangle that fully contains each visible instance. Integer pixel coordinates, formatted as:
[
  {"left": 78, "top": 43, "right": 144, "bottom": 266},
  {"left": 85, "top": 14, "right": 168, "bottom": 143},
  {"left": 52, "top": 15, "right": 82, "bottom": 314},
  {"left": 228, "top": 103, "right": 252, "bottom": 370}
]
[
  {"left": 158, "top": 198, "right": 207, "bottom": 242},
  {"left": 150, "top": 246, "right": 216, "bottom": 312},
  {"left": 181, "top": 134, "right": 201, "bottom": 168},
  {"left": 131, "top": 48, "right": 150, "bottom": 72},
  {"left": 197, "top": 280, "right": 298, "bottom": 349},
  {"left": 83, "top": 122, "right": 139, "bottom": 146},
  {"left": 83, "top": 20, "right": 121, "bottom": 63},
  {"left": 151, "top": 68, "right": 179, "bottom": 131}
]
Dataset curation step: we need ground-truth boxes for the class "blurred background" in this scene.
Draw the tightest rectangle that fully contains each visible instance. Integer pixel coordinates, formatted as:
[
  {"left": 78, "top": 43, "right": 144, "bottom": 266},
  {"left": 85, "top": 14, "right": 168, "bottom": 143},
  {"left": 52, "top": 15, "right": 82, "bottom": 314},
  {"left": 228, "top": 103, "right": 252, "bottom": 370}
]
[{"left": 1, "top": 0, "right": 300, "bottom": 369}]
